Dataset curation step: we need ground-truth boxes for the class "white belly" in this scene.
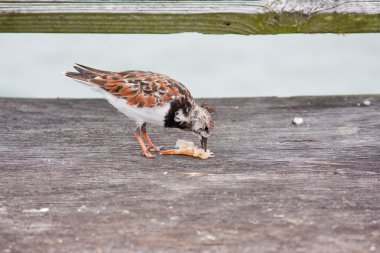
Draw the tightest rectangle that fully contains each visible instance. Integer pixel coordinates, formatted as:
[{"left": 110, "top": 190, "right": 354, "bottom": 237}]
[{"left": 80, "top": 81, "right": 170, "bottom": 126}]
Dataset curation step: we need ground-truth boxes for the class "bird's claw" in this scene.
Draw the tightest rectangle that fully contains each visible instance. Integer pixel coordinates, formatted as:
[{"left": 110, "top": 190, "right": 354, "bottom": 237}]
[
  {"left": 148, "top": 146, "right": 164, "bottom": 152},
  {"left": 141, "top": 149, "right": 155, "bottom": 158}
]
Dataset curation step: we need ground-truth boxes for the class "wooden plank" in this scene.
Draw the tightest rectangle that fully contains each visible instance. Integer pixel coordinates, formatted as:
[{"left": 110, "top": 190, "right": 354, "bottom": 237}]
[
  {"left": 1, "top": 1, "right": 380, "bottom": 34},
  {"left": 0, "top": 95, "right": 379, "bottom": 252}
]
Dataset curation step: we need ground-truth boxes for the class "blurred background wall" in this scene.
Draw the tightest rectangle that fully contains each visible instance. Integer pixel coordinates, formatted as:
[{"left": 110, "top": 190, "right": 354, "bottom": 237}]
[{"left": 0, "top": 33, "right": 379, "bottom": 98}]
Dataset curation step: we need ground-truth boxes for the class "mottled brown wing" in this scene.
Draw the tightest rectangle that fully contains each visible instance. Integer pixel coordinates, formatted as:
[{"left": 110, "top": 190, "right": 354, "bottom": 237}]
[
  {"left": 122, "top": 71, "right": 193, "bottom": 107},
  {"left": 66, "top": 64, "right": 193, "bottom": 108}
]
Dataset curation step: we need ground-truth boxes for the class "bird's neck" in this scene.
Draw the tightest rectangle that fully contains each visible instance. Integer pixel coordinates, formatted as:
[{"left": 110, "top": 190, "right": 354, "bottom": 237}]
[{"left": 164, "top": 99, "right": 195, "bottom": 130}]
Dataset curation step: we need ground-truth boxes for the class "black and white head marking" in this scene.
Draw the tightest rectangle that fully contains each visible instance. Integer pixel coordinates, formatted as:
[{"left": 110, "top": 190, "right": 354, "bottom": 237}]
[
  {"left": 164, "top": 98, "right": 193, "bottom": 130},
  {"left": 164, "top": 99, "right": 214, "bottom": 151}
]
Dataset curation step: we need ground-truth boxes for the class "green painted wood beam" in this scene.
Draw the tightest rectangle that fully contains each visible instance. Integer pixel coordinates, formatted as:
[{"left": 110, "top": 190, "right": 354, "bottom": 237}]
[{"left": 1, "top": 1, "right": 380, "bottom": 34}]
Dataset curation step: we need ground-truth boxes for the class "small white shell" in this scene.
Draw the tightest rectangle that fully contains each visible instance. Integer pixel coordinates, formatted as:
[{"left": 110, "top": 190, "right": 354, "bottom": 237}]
[
  {"left": 292, "top": 117, "right": 304, "bottom": 126},
  {"left": 363, "top": 99, "right": 371, "bottom": 106}
]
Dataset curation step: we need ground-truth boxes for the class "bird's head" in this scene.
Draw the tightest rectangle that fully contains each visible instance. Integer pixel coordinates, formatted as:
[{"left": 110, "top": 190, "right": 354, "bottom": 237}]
[{"left": 189, "top": 104, "right": 214, "bottom": 151}]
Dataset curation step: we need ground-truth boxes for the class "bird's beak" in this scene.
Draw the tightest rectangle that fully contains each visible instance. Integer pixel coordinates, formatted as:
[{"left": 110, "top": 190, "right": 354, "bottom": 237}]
[{"left": 201, "top": 137, "right": 207, "bottom": 152}]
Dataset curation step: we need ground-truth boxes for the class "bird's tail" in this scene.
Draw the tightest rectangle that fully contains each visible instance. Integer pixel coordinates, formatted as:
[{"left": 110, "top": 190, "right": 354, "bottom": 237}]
[{"left": 64, "top": 63, "right": 111, "bottom": 83}]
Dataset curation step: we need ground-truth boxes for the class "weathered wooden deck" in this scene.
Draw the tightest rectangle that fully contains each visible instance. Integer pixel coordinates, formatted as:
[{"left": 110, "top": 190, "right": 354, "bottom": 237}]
[{"left": 0, "top": 96, "right": 379, "bottom": 252}]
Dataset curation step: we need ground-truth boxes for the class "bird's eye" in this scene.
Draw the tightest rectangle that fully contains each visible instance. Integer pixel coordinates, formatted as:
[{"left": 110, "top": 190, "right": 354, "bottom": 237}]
[{"left": 205, "top": 127, "right": 209, "bottom": 132}]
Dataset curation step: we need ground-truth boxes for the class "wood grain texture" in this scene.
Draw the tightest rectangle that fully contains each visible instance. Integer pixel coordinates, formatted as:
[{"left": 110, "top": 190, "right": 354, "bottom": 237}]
[
  {"left": 0, "top": 96, "right": 379, "bottom": 252},
  {"left": 1, "top": 0, "right": 380, "bottom": 34}
]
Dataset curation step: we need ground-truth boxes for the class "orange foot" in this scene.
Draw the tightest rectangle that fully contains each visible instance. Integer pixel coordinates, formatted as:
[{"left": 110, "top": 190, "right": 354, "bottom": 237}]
[
  {"left": 148, "top": 146, "right": 164, "bottom": 152},
  {"left": 141, "top": 149, "right": 155, "bottom": 159}
]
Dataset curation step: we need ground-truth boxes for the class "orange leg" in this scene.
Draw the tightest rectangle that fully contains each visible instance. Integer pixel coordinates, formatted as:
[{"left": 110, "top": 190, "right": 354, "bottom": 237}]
[
  {"left": 134, "top": 126, "right": 155, "bottom": 158},
  {"left": 141, "top": 123, "right": 163, "bottom": 152}
]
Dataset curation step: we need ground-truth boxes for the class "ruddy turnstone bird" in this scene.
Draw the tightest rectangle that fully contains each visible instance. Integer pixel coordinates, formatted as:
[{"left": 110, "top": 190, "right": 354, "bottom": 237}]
[{"left": 65, "top": 64, "right": 214, "bottom": 158}]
